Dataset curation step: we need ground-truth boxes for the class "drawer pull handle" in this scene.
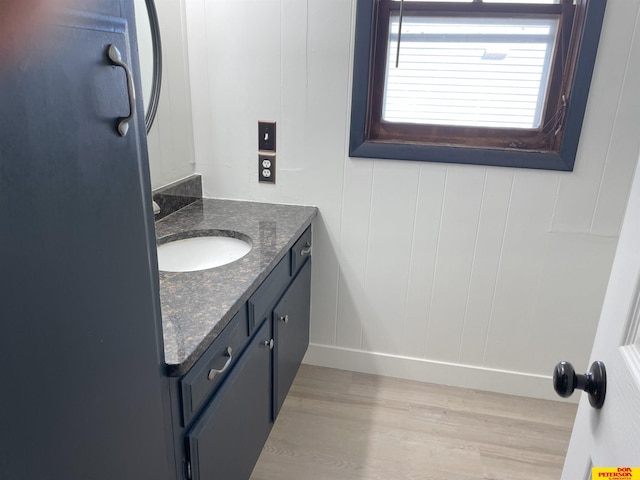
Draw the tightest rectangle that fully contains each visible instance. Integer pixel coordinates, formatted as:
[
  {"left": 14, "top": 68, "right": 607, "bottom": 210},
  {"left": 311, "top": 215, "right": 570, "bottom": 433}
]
[
  {"left": 208, "top": 347, "right": 233, "bottom": 380},
  {"left": 280, "top": 314, "right": 289, "bottom": 324},
  {"left": 300, "top": 243, "right": 312, "bottom": 257},
  {"left": 264, "top": 339, "right": 274, "bottom": 350}
]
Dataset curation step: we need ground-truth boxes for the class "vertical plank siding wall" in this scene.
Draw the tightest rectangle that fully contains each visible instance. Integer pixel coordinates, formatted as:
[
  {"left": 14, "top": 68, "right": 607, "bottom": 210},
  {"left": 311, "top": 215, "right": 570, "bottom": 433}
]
[{"left": 150, "top": 0, "right": 640, "bottom": 400}]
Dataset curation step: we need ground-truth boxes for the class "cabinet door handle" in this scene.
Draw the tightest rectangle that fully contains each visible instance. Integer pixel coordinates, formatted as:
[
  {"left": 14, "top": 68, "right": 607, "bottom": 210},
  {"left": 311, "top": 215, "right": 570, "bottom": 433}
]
[
  {"left": 107, "top": 44, "right": 136, "bottom": 137},
  {"left": 207, "top": 346, "right": 233, "bottom": 380},
  {"left": 280, "top": 314, "right": 289, "bottom": 324},
  {"left": 264, "top": 339, "right": 274, "bottom": 350},
  {"left": 300, "top": 243, "right": 312, "bottom": 257}
]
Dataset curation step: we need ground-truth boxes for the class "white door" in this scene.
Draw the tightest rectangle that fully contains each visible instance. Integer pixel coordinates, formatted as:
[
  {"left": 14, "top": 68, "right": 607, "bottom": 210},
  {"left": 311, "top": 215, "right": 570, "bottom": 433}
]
[{"left": 561, "top": 156, "right": 640, "bottom": 479}]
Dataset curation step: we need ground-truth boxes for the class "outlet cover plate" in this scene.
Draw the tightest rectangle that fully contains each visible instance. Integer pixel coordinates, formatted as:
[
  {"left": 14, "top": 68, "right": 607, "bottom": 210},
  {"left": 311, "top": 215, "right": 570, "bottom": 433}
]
[{"left": 259, "top": 153, "right": 276, "bottom": 183}]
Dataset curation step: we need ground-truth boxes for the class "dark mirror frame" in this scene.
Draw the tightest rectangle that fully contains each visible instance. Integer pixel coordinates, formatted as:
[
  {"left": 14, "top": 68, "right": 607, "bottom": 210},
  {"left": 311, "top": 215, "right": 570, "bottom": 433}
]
[{"left": 144, "top": 0, "right": 162, "bottom": 133}]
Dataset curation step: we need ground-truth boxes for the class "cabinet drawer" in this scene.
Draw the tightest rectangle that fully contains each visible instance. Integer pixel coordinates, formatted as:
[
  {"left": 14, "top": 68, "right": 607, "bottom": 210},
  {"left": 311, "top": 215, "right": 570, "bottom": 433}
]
[
  {"left": 290, "top": 226, "right": 312, "bottom": 277},
  {"left": 247, "top": 255, "right": 289, "bottom": 336},
  {"left": 180, "top": 307, "right": 249, "bottom": 426}
]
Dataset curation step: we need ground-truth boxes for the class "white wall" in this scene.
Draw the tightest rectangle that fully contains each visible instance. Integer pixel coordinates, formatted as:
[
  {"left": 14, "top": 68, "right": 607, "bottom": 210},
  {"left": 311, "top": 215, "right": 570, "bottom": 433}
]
[
  {"left": 181, "top": 0, "right": 640, "bottom": 400},
  {"left": 146, "top": 0, "right": 195, "bottom": 189}
]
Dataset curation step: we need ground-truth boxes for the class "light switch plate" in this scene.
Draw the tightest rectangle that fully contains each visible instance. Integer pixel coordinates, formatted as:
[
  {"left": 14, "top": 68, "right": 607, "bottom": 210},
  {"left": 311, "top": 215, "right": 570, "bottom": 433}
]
[{"left": 258, "top": 121, "right": 276, "bottom": 151}]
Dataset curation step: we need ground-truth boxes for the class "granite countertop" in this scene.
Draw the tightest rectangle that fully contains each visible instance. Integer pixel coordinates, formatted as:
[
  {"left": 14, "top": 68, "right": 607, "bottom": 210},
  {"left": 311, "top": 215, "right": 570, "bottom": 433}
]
[{"left": 155, "top": 198, "right": 318, "bottom": 376}]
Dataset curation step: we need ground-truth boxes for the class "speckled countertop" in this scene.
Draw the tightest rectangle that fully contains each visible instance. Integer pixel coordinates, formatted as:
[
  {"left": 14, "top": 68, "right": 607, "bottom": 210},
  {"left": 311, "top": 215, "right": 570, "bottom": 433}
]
[{"left": 155, "top": 199, "right": 318, "bottom": 376}]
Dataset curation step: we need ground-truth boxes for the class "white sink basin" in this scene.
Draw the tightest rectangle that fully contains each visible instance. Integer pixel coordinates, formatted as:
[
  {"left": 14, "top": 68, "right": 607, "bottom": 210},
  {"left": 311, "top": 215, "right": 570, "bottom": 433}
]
[{"left": 157, "top": 234, "right": 252, "bottom": 272}]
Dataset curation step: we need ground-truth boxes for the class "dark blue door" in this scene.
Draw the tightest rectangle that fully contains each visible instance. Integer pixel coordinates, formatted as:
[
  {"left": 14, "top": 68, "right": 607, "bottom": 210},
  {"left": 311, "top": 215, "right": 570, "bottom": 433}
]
[
  {"left": 0, "top": 3, "right": 170, "bottom": 479},
  {"left": 273, "top": 259, "right": 311, "bottom": 419}
]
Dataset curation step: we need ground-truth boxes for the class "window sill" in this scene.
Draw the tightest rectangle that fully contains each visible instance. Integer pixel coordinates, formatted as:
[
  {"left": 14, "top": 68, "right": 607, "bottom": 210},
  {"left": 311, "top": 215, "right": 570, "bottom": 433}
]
[{"left": 349, "top": 139, "right": 576, "bottom": 171}]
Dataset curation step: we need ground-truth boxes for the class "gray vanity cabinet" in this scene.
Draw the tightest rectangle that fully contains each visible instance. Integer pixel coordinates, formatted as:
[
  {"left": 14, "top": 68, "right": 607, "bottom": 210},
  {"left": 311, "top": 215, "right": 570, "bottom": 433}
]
[{"left": 172, "top": 227, "right": 312, "bottom": 480}]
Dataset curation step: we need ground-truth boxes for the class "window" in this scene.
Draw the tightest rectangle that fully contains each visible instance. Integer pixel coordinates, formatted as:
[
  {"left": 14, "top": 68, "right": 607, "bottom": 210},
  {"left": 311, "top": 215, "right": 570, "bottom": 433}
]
[{"left": 349, "top": 0, "right": 607, "bottom": 170}]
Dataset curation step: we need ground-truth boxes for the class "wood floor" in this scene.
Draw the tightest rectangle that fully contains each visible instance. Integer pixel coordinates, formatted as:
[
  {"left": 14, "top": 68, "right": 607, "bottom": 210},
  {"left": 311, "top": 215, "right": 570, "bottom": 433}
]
[{"left": 250, "top": 365, "right": 577, "bottom": 480}]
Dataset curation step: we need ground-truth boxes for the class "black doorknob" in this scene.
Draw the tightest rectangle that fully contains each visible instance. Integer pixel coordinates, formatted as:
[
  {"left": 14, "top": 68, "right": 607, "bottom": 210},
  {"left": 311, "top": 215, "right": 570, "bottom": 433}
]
[{"left": 553, "top": 361, "right": 606, "bottom": 409}]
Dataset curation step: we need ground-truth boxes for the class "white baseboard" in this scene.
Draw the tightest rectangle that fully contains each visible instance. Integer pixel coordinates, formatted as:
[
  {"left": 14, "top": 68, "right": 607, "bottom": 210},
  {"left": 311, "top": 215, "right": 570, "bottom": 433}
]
[{"left": 303, "top": 343, "right": 575, "bottom": 403}]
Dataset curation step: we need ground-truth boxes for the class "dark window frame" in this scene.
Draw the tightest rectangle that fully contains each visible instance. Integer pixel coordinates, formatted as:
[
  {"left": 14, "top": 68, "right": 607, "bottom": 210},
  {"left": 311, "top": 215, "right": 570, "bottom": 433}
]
[{"left": 349, "top": 0, "right": 607, "bottom": 171}]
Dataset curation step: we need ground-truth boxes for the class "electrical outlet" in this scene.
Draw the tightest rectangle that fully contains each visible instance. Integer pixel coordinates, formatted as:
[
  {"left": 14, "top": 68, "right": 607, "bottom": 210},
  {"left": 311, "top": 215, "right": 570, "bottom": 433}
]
[
  {"left": 259, "top": 153, "right": 276, "bottom": 183},
  {"left": 258, "top": 121, "right": 276, "bottom": 151}
]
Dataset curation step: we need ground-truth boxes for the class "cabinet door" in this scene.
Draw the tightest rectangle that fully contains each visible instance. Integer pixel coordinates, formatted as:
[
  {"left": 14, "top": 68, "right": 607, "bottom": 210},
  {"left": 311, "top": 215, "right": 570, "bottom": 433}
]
[
  {"left": 0, "top": 4, "right": 170, "bottom": 480},
  {"left": 186, "top": 320, "right": 273, "bottom": 480},
  {"left": 273, "top": 259, "right": 312, "bottom": 418}
]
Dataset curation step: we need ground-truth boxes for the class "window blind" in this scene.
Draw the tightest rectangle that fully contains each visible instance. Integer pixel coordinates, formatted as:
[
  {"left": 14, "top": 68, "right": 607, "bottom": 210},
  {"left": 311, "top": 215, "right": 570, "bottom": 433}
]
[{"left": 383, "top": 16, "right": 559, "bottom": 129}]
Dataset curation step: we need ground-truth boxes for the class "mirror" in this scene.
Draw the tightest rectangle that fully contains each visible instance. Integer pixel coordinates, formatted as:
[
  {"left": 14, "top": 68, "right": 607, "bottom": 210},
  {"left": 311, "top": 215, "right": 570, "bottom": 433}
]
[{"left": 134, "top": 0, "right": 162, "bottom": 133}]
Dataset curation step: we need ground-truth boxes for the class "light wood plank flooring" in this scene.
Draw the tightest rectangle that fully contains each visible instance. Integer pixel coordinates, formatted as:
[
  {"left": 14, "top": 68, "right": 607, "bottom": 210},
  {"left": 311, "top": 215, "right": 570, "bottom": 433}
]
[{"left": 250, "top": 365, "right": 577, "bottom": 480}]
